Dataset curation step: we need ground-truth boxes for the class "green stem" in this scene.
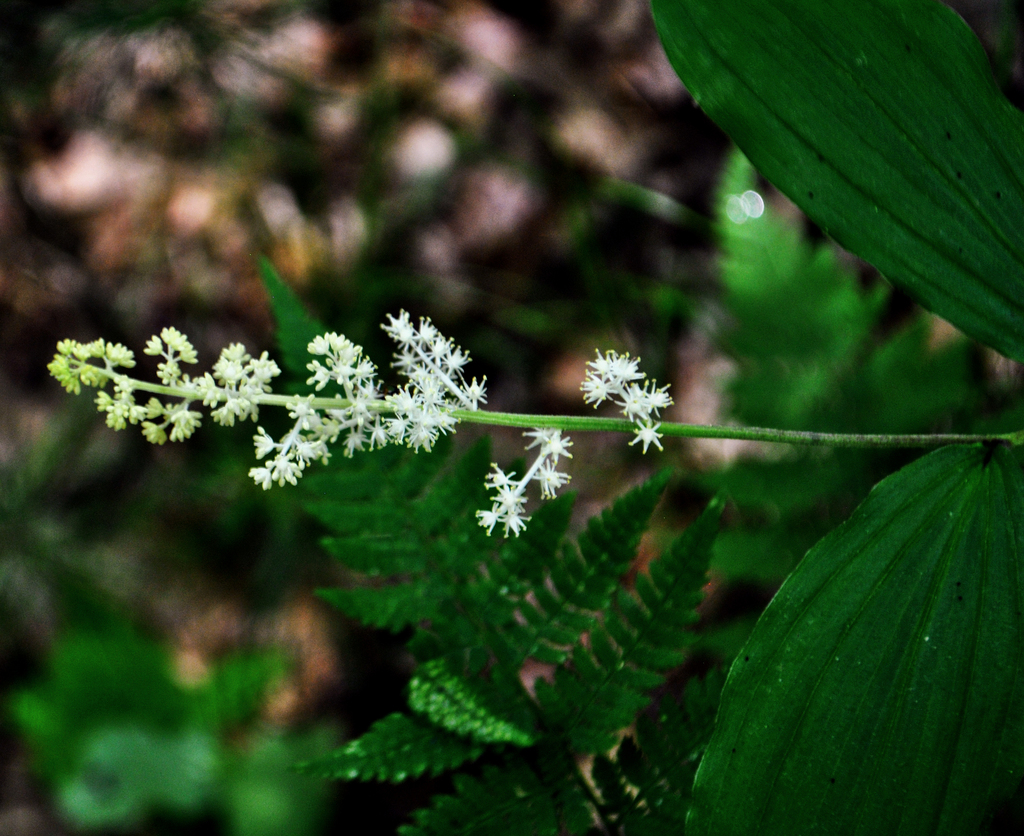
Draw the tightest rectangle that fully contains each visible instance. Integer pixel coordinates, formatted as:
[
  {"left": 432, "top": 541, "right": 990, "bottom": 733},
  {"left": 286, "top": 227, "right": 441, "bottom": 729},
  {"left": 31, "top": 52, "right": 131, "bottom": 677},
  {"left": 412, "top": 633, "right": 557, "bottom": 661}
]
[
  {"left": 453, "top": 410, "right": 1012, "bottom": 449},
  {"left": 101, "top": 366, "right": 1016, "bottom": 449}
]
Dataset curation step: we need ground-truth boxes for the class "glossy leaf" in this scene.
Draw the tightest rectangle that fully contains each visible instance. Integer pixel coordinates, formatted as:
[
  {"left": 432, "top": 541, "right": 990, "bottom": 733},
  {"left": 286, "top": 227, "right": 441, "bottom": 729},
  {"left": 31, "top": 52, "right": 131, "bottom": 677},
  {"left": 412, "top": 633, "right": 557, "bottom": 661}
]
[
  {"left": 689, "top": 444, "right": 1024, "bottom": 835},
  {"left": 653, "top": 0, "right": 1024, "bottom": 361}
]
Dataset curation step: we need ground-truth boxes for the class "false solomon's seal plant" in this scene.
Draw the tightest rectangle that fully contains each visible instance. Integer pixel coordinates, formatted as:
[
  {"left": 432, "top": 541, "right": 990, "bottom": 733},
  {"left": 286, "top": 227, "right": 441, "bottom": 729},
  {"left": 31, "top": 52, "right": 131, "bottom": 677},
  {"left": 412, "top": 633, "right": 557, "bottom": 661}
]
[
  {"left": 48, "top": 312, "right": 673, "bottom": 538},
  {"left": 42, "top": 0, "right": 1024, "bottom": 833}
]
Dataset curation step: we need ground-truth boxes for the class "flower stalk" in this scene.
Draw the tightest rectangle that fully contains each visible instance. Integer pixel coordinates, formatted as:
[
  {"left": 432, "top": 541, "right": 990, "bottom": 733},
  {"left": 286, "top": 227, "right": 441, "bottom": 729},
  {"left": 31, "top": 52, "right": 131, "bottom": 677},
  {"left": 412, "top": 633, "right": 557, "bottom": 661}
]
[{"left": 49, "top": 315, "right": 1019, "bottom": 536}]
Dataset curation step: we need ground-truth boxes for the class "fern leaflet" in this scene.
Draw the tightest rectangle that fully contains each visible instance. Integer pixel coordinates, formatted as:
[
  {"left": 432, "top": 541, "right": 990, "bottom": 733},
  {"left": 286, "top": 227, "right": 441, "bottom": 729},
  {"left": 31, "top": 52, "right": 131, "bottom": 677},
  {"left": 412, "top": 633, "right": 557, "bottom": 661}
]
[
  {"left": 408, "top": 656, "right": 537, "bottom": 747},
  {"left": 398, "top": 760, "right": 561, "bottom": 836},
  {"left": 591, "top": 670, "right": 724, "bottom": 834},
  {"left": 536, "top": 497, "right": 723, "bottom": 752},
  {"left": 264, "top": 250, "right": 729, "bottom": 832},
  {"left": 297, "top": 712, "right": 483, "bottom": 781}
]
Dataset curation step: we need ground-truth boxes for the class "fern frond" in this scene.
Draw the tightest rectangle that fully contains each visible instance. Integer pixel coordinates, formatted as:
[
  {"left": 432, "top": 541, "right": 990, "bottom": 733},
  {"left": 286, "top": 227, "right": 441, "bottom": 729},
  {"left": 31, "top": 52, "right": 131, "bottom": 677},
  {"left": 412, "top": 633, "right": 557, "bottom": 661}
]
[
  {"left": 401, "top": 474, "right": 681, "bottom": 758},
  {"left": 497, "top": 491, "right": 576, "bottom": 589},
  {"left": 592, "top": 670, "right": 724, "bottom": 833},
  {"left": 192, "top": 651, "right": 288, "bottom": 731},
  {"left": 309, "top": 437, "right": 492, "bottom": 635},
  {"left": 306, "top": 460, "right": 723, "bottom": 830},
  {"left": 632, "top": 668, "right": 723, "bottom": 798},
  {"left": 535, "top": 741, "right": 597, "bottom": 834},
  {"left": 320, "top": 533, "right": 426, "bottom": 577},
  {"left": 316, "top": 582, "right": 450, "bottom": 632},
  {"left": 537, "top": 497, "right": 723, "bottom": 752},
  {"left": 577, "top": 470, "right": 673, "bottom": 579},
  {"left": 305, "top": 448, "right": 447, "bottom": 576},
  {"left": 399, "top": 760, "right": 561, "bottom": 836},
  {"left": 493, "top": 473, "right": 674, "bottom": 676},
  {"left": 409, "top": 656, "right": 537, "bottom": 747},
  {"left": 259, "top": 256, "right": 326, "bottom": 380},
  {"left": 408, "top": 438, "right": 493, "bottom": 537},
  {"left": 296, "top": 712, "right": 483, "bottom": 781},
  {"left": 303, "top": 437, "right": 458, "bottom": 572}
]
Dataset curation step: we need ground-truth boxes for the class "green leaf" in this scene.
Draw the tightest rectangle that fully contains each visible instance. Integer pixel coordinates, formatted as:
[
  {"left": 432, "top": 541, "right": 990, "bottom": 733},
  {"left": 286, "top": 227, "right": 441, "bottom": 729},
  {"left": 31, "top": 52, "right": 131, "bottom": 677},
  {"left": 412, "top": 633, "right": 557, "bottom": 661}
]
[
  {"left": 592, "top": 670, "right": 724, "bottom": 835},
  {"left": 538, "top": 497, "right": 722, "bottom": 753},
  {"left": 577, "top": 470, "right": 673, "bottom": 580},
  {"left": 192, "top": 651, "right": 288, "bottom": 731},
  {"left": 258, "top": 256, "right": 325, "bottom": 380},
  {"left": 714, "top": 151, "right": 884, "bottom": 393},
  {"left": 8, "top": 628, "right": 191, "bottom": 785},
  {"left": 653, "top": 0, "right": 1024, "bottom": 361},
  {"left": 408, "top": 657, "right": 537, "bottom": 747},
  {"left": 223, "top": 729, "right": 334, "bottom": 836},
  {"left": 317, "top": 582, "right": 450, "bottom": 632},
  {"left": 296, "top": 713, "right": 483, "bottom": 782},
  {"left": 689, "top": 444, "right": 1024, "bottom": 835},
  {"left": 701, "top": 150, "right": 982, "bottom": 588},
  {"left": 309, "top": 439, "right": 492, "bottom": 636},
  {"left": 400, "top": 760, "right": 561, "bottom": 836}
]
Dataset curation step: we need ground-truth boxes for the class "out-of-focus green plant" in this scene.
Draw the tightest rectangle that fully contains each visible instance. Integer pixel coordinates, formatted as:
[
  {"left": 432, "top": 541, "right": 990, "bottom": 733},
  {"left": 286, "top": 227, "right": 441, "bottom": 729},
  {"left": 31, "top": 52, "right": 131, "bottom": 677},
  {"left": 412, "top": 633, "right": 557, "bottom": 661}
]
[
  {"left": 9, "top": 622, "right": 334, "bottom": 834},
  {"left": 699, "top": 150, "right": 982, "bottom": 587}
]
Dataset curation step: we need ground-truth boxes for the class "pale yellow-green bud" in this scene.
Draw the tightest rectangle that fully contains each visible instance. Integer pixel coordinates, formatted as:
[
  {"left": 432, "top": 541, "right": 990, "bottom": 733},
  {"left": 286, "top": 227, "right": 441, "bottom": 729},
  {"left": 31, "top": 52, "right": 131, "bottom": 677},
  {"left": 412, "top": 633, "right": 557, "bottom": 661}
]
[
  {"left": 145, "top": 398, "right": 165, "bottom": 420},
  {"left": 47, "top": 355, "right": 80, "bottom": 394},
  {"left": 142, "top": 421, "right": 168, "bottom": 445},
  {"left": 104, "top": 342, "right": 136, "bottom": 368}
]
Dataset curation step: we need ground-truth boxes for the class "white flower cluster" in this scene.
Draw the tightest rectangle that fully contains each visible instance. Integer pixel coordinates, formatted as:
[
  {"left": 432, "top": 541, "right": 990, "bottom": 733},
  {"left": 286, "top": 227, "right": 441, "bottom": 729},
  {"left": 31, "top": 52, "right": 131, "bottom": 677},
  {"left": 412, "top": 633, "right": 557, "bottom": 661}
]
[
  {"left": 51, "top": 312, "right": 490, "bottom": 494},
  {"left": 477, "top": 428, "right": 573, "bottom": 537},
  {"left": 249, "top": 333, "right": 387, "bottom": 489},
  {"left": 49, "top": 328, "right": 282, "bottom": 446},
  {"left": 49, "top": 337, "right": 136, "bottom": 395},
  {"left": 381, "top": 311, "right": 487, "bottom": 450},
  {"left": 581, "top": 349, "right": 673, "bottom": 453},
  {"left": 250, "top": 312, "right": 489, "bottom": 488},
  {"left": 49, "top": 317, "right": 674, "bottom": 539}
]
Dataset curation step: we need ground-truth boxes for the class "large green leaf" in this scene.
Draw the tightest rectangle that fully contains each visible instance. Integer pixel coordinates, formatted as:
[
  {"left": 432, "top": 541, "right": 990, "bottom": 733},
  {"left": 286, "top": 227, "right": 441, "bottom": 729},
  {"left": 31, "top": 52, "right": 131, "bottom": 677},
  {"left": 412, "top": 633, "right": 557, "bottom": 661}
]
[
  {"left": 652, "top": 0, "right": 1024, "bottom": 362},
  {"left": 688, "top": 444, "right": 1024, "bottom": 834}
]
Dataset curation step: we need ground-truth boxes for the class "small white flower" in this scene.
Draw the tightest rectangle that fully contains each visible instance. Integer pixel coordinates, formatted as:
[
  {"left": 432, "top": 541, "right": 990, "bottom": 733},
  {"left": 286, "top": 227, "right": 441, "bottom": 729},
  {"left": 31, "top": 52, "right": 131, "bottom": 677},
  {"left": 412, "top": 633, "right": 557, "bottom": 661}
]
[
  {"left": 581, "top": 349, "right": 673, "bottom": 455},
  {"left": 167, "top": 402, "right": 202, "bottom": 442},
  {"left": 581, "top": 375, "right": 612, "bottom": 405},
  {"left": 382, "top": 311, "right": 417, "bottom": 346},
  {"left": 381, "top": 311, "right": 487, "bottom": 439},
  {"left": 249, "top": 465, "right": 273, "bottom": 490},
  {"left": 524, "top": 428, "right": 573, "bottom": 464},
  {"left": 157, "top": 358, "right": 182, "bottom": 386},
  {"left": 144, "top": 335, "right": 164, "bottom": 356},
  {"left": 478, "top": 428, "right": 572, "bottom": 537},
  {"left": 159, "top": 327, "right": 198, "bottom": 364},
  {"left": 476, "top": 508, "right": 501, "bottom": 536},
  {"left": 270, "top": 454, "right": 302, "bottom": 486},
  {"left": 145, "top": 398, "right": 165, "bottom": 419},
  {"left": 253, "top": 427, "right": 277, "bottom": 459},
  {"left": 142, "top": 422, "right": 168, "bottom": 445},
  {"left": 369, "top": 418, "right": 389, "bottom": 449},
  {"left": 536, "top": 461, "right": 571, "bottom": 499},
  {"left": 504, "top": 512, "right": 530, "bottom": 537},
  {"left": 629, "top": 421, "right": 664, "bottom": 454}
]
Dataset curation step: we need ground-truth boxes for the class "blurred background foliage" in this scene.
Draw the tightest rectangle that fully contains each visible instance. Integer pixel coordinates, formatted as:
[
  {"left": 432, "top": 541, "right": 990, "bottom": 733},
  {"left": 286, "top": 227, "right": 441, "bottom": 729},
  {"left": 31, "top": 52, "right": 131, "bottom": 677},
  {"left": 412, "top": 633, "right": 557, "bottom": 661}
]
[{"left": 1, "top": 0, "right": 1023, "bottom": 833}]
